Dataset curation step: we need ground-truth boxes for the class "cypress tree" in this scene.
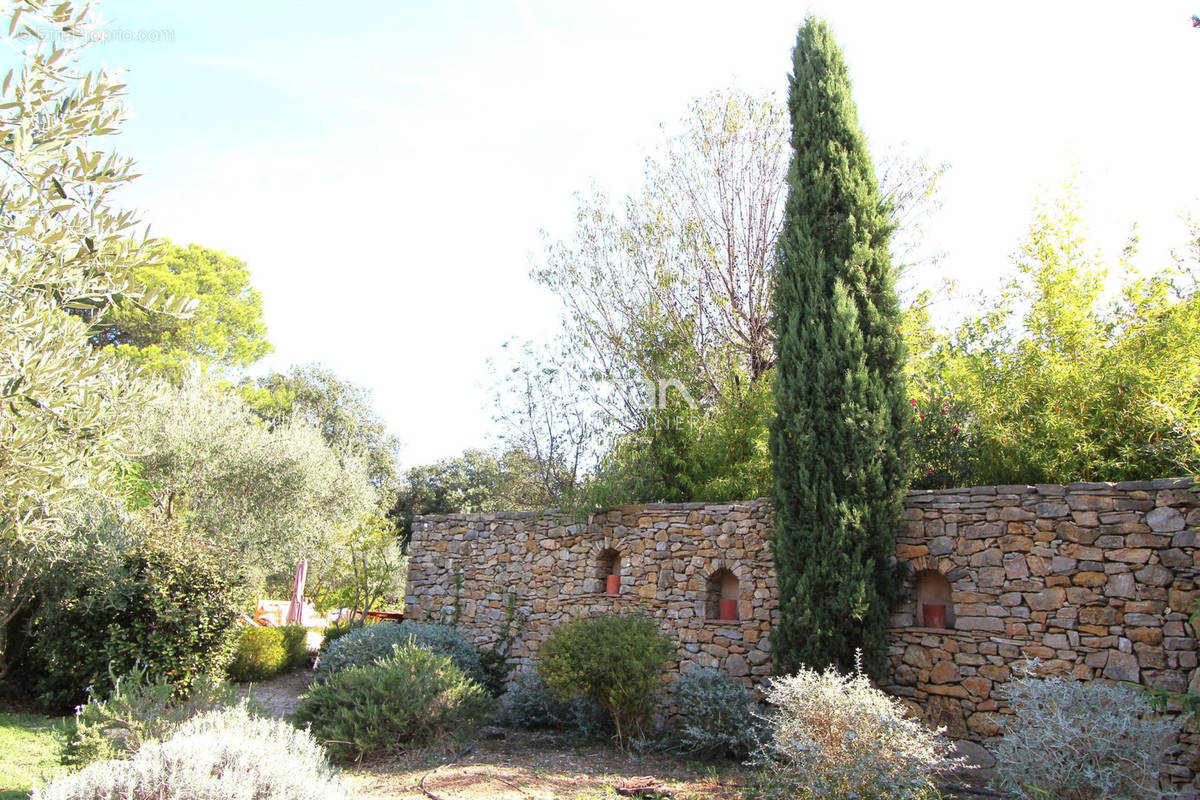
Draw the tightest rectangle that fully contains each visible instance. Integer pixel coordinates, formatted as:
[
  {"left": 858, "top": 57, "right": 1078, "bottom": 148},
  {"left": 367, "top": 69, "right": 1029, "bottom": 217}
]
[{"left": 769, "top": 17, "right": 908, "bottom": 677}]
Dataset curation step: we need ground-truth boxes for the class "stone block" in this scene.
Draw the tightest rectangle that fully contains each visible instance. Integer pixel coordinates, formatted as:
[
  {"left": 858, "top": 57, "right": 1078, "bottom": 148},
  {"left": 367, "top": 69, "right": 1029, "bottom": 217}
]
[
  {"left": 1108, "top": 548, "right": 1152, "bottom": 564},
  {"left": 967, "top": 712, "right": 1005, "bottom": 737},
  {"left": 1102, "top": 650, "right": 1140, "bottom": 682},
  {"left": 930, "top": 660, "right": 960, "bottom": 684},
  {"left": 1134, "top": 564, "right": 1174, "bottom": 587},
  {"left": 1026, "top": 587, "right": 1066, "bottom": 611},
  {"left": 1146, "top": 506, "right": 1186, "bottom": 532}
]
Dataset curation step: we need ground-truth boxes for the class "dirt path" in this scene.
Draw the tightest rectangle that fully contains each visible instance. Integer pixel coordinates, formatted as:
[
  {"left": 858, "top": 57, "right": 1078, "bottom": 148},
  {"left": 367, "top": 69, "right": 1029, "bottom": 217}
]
[{"left": 237, "top": 669, "right": 313, "bottom": 720}]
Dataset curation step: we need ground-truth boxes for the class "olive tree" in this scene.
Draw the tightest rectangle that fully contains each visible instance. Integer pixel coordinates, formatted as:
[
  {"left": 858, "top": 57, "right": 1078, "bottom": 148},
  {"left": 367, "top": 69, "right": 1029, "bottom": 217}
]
[
  {"left": 132, "top": 376, "right": 375, "bottom": 585},
  {"left": 0, "top": 0, "right": 190, "bottom": 678}
]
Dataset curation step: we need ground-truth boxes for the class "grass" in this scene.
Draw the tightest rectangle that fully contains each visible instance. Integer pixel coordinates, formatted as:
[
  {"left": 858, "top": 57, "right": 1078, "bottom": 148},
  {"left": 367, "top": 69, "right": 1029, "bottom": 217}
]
[{"left": 0, "top": 712, "right": 64, "bottom": 800}]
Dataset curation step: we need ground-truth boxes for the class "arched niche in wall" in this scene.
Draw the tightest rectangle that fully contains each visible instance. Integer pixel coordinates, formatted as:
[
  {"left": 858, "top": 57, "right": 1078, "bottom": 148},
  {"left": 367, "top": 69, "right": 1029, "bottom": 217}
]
[
  {"left": 598, "top": 548, "right": 621, "bottom": 595},
  {"left": 914, "top": 569, "right": 954, "bottom": 629},
  {"left": 706, "top": 568, "right": 740, "bottom": 621}
]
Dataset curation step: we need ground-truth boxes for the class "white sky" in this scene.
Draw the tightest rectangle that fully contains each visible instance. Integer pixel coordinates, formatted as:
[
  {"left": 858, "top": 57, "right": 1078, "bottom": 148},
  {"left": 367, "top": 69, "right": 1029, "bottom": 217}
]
[{"left": 80, "top": 1, "right": 1200, "bottom": 465}]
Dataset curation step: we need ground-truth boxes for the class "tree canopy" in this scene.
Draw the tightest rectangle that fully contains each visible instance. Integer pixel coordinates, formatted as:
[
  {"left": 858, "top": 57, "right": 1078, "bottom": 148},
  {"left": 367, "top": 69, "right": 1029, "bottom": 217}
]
[
  {"left": 240, "top": 363, "right": 402, "bottom": 493},
  {"left": 91, "top": 241, "right": 271, "bottom": 380},
  {"left": 909, "top": 193, "right": 1200, "bottom": 486}
]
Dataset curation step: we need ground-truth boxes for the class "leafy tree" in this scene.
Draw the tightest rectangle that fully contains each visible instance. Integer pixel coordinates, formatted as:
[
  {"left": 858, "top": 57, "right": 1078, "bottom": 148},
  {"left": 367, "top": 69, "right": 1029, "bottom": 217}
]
[
  {"left": 0, "top": 1, "right": 190, "bottom": 679},
  {"left": 520, "top": 89, "right": 941, "bottom": 507},
  {"left": 132, "top": 375, "right": 374, "bottom": 585},
  {"left": 392, "top": 446, "right": 564, "bottom": 541},
  {"left": 769, "top": 18, "right": 907, "bottom": 677},
  {"left": 91, "top": 241, "right": 271, "bottom": 380},
  {"left": 307, "top": 514, "right": 406, "bottom": 619},
  {"left": 917, "top": 194, "right": 1200, "bottom": 485},
  {"left": 241, "top": 363, "right": 400, "bottom": 492}
]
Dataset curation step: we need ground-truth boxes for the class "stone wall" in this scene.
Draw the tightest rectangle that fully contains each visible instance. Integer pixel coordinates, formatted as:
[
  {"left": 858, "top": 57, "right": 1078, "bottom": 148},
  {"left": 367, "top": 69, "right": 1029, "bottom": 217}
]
[
  {"left": 405, "top": 478, "right": 1200, "bottom": 787},
  {"left": 405, "top": 501, "right": 777, "bottom": 679}
]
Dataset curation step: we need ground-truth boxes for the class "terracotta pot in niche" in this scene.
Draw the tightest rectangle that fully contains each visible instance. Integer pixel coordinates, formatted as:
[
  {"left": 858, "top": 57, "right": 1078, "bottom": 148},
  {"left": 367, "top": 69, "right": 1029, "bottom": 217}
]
[
  {"left": 922, "top": 603, "right": 948, "bottom": 629},
  {"left": 606, "top": 574, "right": 620, "bottom": 595},
  {"left": 719, "top": 597, "right": 739, "bottom": 621}
]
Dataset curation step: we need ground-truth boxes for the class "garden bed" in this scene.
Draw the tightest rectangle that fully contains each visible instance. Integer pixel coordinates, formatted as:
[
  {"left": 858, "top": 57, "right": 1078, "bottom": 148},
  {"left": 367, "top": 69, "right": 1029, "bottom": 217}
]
[{"left": 344, "top": 729, "right": 746, "bottom": 800}]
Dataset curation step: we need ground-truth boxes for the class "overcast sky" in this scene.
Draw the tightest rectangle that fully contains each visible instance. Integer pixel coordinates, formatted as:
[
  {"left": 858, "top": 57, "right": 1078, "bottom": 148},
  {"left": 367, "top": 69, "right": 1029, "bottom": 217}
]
[{"left": 71, "top": 1, "right": 1200, "bottom": 465}]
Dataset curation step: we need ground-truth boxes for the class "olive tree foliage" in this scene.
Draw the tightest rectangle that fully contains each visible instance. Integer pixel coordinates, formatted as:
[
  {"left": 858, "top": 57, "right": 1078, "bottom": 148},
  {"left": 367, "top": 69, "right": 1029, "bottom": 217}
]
[
  {"left": 132, "top": 375, "right": 374, "bottom": 584},
  {"left": 240, "top": 363, "right": 401, "bottom": 493},
  {"left": 0, "top": 1, "right": 190, "bottom": 678},
  {"left": 307, "top": 514, "right": 405, "bottom": 620}
]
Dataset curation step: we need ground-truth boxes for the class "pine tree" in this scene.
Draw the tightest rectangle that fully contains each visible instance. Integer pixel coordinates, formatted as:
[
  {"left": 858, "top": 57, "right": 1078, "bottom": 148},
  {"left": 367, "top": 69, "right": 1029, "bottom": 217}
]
[{"left": 769, "top": 17, "right": 909, "bottom": 677}]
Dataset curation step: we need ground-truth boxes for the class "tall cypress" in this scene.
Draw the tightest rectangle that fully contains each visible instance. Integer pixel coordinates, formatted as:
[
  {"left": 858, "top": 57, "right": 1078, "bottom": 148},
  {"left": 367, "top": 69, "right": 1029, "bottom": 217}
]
[{"left": 769, "top": 18, "right": 908, "bottom": 677}]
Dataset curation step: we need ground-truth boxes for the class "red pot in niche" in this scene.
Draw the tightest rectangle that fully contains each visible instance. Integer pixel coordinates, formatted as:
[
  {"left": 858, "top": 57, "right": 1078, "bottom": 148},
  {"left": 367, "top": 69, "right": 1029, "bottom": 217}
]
[
  {"left": 719, "top": 597, "right": 739, "bottom": 621},
  {"left": 606, "top": 574, "right": 620, "bottom": 595},
  {"left": 922, "top": 603, "right": 948, "bottom": 629}
]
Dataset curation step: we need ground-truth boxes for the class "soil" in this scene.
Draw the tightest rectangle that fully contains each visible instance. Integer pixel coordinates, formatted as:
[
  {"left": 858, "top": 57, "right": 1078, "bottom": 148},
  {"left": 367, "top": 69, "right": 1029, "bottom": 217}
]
[
  {"left": 342, "top": 730, "right": 748, "bottom": 800},
  {"left": 240, "top": 671, "right": 992, "bottom": 800}
]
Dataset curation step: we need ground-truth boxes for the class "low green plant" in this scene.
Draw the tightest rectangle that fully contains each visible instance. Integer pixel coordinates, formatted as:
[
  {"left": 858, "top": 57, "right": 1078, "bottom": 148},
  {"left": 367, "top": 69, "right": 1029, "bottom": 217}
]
[
  {"left": 295, "top": 644, "right": 491, "bottom": 762},
  {"left": 315, "top": 620, "right": 482, "bottom": 684},
  {"left": 61, "top": 666, "right": 239, "bottom": 767},
  {"left": 672, "top": 667, "right": 763, "bottom": 760},
  {"left": 35, "top": 705, "right": 349, "bottom": 800},
  {"left": 750, "top": 653, "right": 956, "bottom": 800},
  {"left": 316, "top": 620, "right": 360, "bottom": 656},
  {"left": 32, "top": 529, "right": 243, "bottom": 713},
  {"left": 228, "top": 627, "right": 287, "bottom": 683},
  {"left": 497, "top": 668, "right": 609, "bottom": 739},
  {"left": 281, "top": 625, "right": 311, "bottom": 670},
  {"left": 227, "top": 625, "right": 310, "bottom": 682},
  {"left": 536, "top": 612, "right": 674, "bottom": 749}
]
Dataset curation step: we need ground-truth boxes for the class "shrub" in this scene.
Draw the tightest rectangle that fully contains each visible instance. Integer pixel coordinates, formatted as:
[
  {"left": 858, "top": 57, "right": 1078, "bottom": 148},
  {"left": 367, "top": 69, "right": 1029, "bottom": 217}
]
[
  {"left": 283, "top": 624, "right": 312, "bottom": 669},
  {"left": 316, "top": 620, "right": 359, "bottom": 656},
  {"left": 295, "top": 644, "right": 491, "bottom": 762},
  {"left": 672, "top": 667, "right": 763, "bottom": 760},
  {"left": 35, "top": 704, "right": 349, "bottom": 800},
  {"left": 228, "top": 626, "right": 288, "bottom": 682},
  {"left": 992, "top": 663, "right": 1180, "bottom": 800},
  {"left": 32, "top": 530, "right": 243, "bottom": 712},
  {"left": 751, "top": 655, "right": 956, "bottom": 800},
  {"left": 497, "top": 668, "right": 609, "bottom": 739},
  {"left": 62, "top": 667, "right": 240, "bottom": 766},
  {"left": 537, "top": 612, "right": 674, "bottom": 748},
  {"left": 315, "top": 620, "right": 482, "bottom": 683}
]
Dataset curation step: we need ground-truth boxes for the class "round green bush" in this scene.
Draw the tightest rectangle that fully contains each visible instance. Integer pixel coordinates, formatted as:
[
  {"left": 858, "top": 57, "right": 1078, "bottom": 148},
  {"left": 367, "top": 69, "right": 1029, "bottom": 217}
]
[
  {"left": 315, "top": 621, "right": 482, "bottom": 683},
  {"left": 537, "top": 612, "right": 674, "bottom": 748},
  {"left": 281, "top": 625, "right": 311, "bottom": 670},
  {"left": 295, "top": 644, "right": 491, "bottom": 762},
  {"left": 32, "top": 529, "right": 242, "bottom": 712},
  {"left": 228, "top": 627, "right": 288, "bottom": 683}
]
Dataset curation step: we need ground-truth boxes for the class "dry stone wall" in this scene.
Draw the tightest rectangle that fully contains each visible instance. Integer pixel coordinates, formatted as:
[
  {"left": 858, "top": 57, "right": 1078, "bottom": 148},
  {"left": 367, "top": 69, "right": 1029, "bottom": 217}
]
[
  {"left": 405, "top": 478, "right": 1200, "bottom": 788},
  {"left": 405, "top": 501, "right": 777, "bottom": 679}
]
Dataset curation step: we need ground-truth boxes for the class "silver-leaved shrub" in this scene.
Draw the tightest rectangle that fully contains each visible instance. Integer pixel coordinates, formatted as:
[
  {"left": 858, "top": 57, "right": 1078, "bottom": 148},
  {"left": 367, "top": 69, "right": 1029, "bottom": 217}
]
[
  {"left": 62, "top": 666, "right": 241, "bottom": 767},
  {"left": 751, "top": 656, "right": 956, "bottom": 800},
  {"left": 992, "top": 663, "right": 1180, "bottom": 800},
  {"left": 315, "top": 621, "right": 482, "bottom": 683},
  {"left": 672, "top": 667, "right": 764, "bottom": 759},
  {"left": 35, "top": 704, "right": 350, "bottom": 800}
]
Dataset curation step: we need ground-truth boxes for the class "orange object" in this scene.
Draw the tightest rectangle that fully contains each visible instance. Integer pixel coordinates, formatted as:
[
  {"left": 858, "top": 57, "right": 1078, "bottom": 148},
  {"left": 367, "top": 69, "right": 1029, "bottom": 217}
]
[
  {"left": 719, "top": 597, "right": 739, "bottom": 621},
  {"left": 606, "top": 574, "right": 620, "bottom": 595},
  {"left": 923, "top": 603, "right": 948, "bottom": 628}
]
